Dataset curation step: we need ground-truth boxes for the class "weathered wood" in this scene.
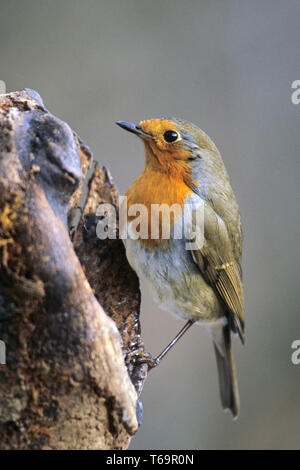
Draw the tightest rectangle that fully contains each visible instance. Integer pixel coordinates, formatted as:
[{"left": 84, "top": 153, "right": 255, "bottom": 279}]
[{"left": 0, "top": 89, "right": 148, "bottom": 449}]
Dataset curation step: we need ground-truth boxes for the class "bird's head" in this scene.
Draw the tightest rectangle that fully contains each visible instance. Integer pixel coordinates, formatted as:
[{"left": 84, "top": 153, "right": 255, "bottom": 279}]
[{"left": 116, "top": 118, "right": 218, "bottom": 177}]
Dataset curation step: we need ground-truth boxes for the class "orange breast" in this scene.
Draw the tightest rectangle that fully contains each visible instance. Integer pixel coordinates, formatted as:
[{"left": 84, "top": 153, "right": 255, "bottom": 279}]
[{"left": 126, "top": 169, "right": 193, "bottom": 249}]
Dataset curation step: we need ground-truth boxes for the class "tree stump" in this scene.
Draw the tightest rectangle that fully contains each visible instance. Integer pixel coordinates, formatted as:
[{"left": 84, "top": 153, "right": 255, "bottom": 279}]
[{"left": 0, "top": 89, "right": 149, "bottom": 450}]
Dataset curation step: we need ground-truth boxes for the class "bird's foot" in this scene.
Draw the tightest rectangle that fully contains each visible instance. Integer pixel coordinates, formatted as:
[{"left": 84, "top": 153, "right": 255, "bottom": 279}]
[
  {"left": 126, "top": 347, "right": 160, "bottom": 370},
  {"left": 136, "top": 350, "right": 160, "bottom": 369}
]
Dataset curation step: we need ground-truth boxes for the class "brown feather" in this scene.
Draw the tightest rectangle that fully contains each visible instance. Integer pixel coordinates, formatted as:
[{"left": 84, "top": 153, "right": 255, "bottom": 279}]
[{"left": 192, "top": 246, "right": 244, "bottom": 342}]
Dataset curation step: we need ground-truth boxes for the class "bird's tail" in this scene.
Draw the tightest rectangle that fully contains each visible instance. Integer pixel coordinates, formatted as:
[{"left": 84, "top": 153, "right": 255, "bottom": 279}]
[{"left": 212, "top": 323, "right": 240, "bottom": 419}]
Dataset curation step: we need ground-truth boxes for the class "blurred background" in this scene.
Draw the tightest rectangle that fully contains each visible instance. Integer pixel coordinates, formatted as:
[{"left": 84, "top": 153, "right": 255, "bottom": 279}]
[{"left": 1, "top": 0, "right": 299, "bottom": 449}]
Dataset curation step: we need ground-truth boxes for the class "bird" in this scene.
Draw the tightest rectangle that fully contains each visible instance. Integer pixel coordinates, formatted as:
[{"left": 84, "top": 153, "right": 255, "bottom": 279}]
[{"left": 116, "top": 118, "right": 244, "bottom": 418}]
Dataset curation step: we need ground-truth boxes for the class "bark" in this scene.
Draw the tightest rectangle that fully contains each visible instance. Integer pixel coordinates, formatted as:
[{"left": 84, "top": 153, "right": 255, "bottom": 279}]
[{"left": 0, "top": 89, "right": 149, "bottom": 449}]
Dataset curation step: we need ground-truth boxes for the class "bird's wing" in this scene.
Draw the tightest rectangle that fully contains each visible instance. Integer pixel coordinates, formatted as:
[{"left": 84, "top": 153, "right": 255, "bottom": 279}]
[{"left": 188, "top": 202, "right": 244, "bottom": 342}]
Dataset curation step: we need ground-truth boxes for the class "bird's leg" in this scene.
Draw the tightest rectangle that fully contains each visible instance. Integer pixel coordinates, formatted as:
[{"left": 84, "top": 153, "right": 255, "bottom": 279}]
[
  {"left": 130, "top": 320, "right": 195, "bottom": 371},
  {"left": 153, "top": 319, "right": 195, "bottom": 365}
]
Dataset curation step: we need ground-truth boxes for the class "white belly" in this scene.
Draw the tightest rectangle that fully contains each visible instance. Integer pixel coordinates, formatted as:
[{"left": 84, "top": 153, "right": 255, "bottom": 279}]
[{"left": 123, "top": 235, "right": 224, "bottom": 323}]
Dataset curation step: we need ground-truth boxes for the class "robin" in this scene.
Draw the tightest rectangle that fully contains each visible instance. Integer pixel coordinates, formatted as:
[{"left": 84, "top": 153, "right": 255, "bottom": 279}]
[{"left": 116, "top": 118, "right": 244, "bottom": 418}]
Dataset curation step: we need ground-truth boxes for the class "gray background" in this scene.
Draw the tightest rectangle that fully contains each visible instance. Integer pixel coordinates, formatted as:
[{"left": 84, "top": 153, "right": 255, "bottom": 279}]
[{"left": 1, "top": 0, "right": 299, "bottom": 449}]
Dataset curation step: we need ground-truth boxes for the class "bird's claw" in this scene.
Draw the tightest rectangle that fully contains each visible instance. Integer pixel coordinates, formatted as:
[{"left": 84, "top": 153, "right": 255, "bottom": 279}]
[
  {"left": 126, "top": 347, "right": 160, "bottom": 370},
  {"left": 137, "top": 351, "right": 160, "bottom": 370}
]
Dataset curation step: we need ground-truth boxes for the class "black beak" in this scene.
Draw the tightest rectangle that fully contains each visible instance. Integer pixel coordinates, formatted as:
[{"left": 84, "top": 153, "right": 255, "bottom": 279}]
[{"left": 116, "top": 121, "right": 152, "bottom": 139}]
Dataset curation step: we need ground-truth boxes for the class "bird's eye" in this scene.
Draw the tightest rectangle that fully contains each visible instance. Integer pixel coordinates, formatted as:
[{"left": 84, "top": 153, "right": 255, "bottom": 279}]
[{"left": 163, "top": 130, "right": 179, "bottom": 143}]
